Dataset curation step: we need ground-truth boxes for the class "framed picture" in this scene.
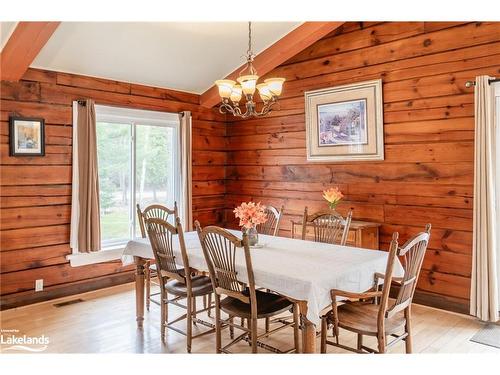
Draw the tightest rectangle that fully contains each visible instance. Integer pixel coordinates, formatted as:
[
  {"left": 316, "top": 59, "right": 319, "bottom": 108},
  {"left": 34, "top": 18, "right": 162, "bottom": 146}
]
[
  {"left": 305, "top": 79, "right": 384, "bottom": 162},
  {"left": 9, "top": 116, "right": 45, "bottom": 156}
]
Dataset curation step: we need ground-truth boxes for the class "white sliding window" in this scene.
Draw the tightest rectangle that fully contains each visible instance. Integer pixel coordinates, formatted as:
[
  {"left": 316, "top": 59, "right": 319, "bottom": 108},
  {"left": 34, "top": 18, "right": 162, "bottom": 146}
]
[{"left": 95, "top": 105, "right": 180, "bottom": 248}]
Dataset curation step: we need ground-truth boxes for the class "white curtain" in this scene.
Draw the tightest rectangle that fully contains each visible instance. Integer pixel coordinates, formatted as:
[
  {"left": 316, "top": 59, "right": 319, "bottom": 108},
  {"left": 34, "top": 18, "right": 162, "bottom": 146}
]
[
  {"left": 178, "top": 111, "right": 193, "bottom": 231},
  {"left": 470, "top": 76, "right": 499, "bottom": 322}
]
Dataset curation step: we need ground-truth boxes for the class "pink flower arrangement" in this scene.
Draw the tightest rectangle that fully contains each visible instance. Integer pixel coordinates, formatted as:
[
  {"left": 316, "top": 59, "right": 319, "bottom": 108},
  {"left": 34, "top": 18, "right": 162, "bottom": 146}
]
[
  {"left": 323, "top": 187, "right": 344, "bottom": 209},
  {"left": 233, "top": 201, "right": 268, "bottom": 230}
]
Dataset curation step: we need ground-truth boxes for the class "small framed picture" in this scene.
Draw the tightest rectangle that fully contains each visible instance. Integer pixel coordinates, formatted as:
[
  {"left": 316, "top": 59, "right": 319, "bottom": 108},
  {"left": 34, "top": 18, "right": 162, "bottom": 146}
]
[
  {"left": 9, "top": 116, "right": 45, "bottom": 156},
  {"left": 305, "top": 79, "right": 384, "bottom": 162}
]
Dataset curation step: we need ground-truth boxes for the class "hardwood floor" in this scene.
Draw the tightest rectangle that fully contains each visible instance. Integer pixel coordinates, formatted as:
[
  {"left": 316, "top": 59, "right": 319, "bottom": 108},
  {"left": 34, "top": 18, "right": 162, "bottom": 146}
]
[{"left": 1, "top": 283, "right": 498, "bottom": 354}]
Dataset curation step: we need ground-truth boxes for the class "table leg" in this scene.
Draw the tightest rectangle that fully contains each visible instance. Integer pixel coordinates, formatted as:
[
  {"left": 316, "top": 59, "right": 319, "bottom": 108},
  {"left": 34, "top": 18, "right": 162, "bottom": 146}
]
[
  {"left": 135, "top": 256, "right": 146, "bottom": 329},
  {"left": 298, "top": 301, "right": 316, "bottom": 353}
]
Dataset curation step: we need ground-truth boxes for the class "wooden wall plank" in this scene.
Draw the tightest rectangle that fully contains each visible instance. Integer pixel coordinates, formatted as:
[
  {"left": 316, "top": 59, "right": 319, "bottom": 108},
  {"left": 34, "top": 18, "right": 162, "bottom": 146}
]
[
  {"left": 1, "top": 244, "right": 71, "bottom": 273},
  {"left": 226, "top": 163, "right": 474, "bottom": 185},
  {"left": 0, "top": 195, "right": 71, "bottom": 208},
  {"left": 1, "top": 166, "right": 72, "bottom": 185},
  {"left": 0, "top": 225, "right": 70, "bottom": 252},
  {"left": 0, "top": 261, "right": 132, "bottom": 295},
  {"left": 1, "top": 204, "right": 71, "bottom": 230},
  {"left": 380, "top": 224, "right": 472, "bottom": 254},
  {"left": 226, "top": 142, "right": 473, "bottom": 164},
  {"left": 0, "top": 184, "right": 71, "bottom": 197},
  {"left": 0, "top": 271, "right": 135, "bottom": 310},
  {"left": 287, "top": 22, "right": 427, "bottom": 64}
]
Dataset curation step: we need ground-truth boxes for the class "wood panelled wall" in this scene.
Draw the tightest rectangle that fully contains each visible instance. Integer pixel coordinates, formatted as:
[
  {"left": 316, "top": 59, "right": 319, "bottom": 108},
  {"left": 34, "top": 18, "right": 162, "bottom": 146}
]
[
  {"left": 0, "top": 68, "right": 226, "bottom": 309},
  {"left": 225, "top": 22, "right": 500, "bottom": 313}
]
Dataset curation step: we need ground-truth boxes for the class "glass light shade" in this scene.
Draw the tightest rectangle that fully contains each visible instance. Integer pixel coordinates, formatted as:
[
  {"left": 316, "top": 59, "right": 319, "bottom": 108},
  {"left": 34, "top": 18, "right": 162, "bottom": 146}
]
[
  {"left": 256, "top": 83, "right": 272, "bottom": 102},
  {"left": 230, "top": 85, "right": 242, "bottom": 103},
  {"left": 237, "top": 75, "right": 259, "bottom": 95},
  {"left": 215, "top": 79, "right": 236, "bottom": 99},
  {"left": 264, "top": 78, "right": 285, "bottom": 96}
]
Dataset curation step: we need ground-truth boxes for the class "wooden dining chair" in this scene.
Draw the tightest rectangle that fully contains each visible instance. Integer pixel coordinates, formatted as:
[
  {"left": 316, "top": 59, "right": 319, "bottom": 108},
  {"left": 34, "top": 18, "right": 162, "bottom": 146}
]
[
  {"left": 301, "top": 207, "right": 353, "bottom": 246},
  {"left": 256, "top": 205, "right": 284, "bottom": 236},
  {"left": 146, "top": 216, "right": 215, "bottom": 353},
  {"left": 195, "top": 221, "right": 300, "bottom": 354},
  {"left": 320, "top": 224, "right": 431, "bottom": 354},
  {"left": 137, "top": 203, "right": 178, "bottom": 310}
]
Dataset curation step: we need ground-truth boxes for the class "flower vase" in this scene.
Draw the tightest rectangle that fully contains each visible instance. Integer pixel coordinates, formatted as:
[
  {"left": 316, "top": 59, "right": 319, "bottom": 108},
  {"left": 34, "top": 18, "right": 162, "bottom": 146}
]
[
  {"left": 328, "top": 203, "right": 339, "bottom": 213},
  {"left": 243, "top": 226, "right": 259, "bottom": 246}
]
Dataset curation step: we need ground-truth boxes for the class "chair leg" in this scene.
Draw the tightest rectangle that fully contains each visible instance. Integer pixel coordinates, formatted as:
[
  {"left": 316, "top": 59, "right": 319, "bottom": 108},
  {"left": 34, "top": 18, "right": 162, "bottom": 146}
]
[
  {"left": 145, "top": 263, "right": 151, "bottom": 311},
  {"left": 160, "top": 292, "right": 167, "bottom": 341},
  {"left": 251, "top": 317, "right": 258, "bottom": 353},
  {"left": 186, "top": 295, "right": 193, "bottom": 353},
  {"left": 357, "top": 333, "right": 363, "bottom": 352},
  {"left": 293, "top": 303, "right": 300, "bottom": 353},
  {"left": 320, "top": 316, "right": 327, "bottom": 354},
  {"left": 215, "top": 297, "right": 222, "bottom": 353},
  {"left": 404, "top": 307, "right": 412, "bottom": 354},
  {"left": 164, "top": 290, "right": 168, "bottom": 323},
  {"left": 207, "top": 293, "right": 212, "bottom": 317},
  {"left": 192, "top": 296, "right": 197, "bottom": 326},
  {"left": 229, "top": 315, "right": 234, "bottom": 339},
  {"left": 265, "top": 317, "right": 270, "bottom": 333},
  {"left": 333, "top": 322, "right": 339, "bottom": 344},
  {"left": 377, "top": 334, "right": 386, "bottom": 354},
  {"left": 247, "top": 318, "right": 252, "bottom": 346}
]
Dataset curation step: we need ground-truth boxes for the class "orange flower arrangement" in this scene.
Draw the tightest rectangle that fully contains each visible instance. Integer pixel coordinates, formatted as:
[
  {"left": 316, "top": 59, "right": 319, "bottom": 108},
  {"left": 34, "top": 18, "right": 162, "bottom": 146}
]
[
  {"left": 233, "top": 202, "right": 268, "bottom": 230},
  {"left": 322, "top": 187, "right": 344, "bottom": 209}
]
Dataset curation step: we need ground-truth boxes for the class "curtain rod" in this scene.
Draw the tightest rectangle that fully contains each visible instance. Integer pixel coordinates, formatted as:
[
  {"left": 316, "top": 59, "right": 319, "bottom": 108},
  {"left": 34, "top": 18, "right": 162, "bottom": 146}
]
[
  {"left": 77, "top": 100, "right": 186, "bottom": 115},
  {"left": 465, "top": 78, "right": 499, "bottom": 88}
]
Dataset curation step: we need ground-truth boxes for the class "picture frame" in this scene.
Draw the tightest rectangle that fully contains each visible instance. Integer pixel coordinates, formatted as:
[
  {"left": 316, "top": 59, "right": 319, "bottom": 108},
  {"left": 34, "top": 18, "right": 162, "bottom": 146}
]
[
  {"left": 305, "top": 79, "right": 384, "bottom": 162},
  {"left": 9, "top": 116, "right": 45, "bottom": 156}
]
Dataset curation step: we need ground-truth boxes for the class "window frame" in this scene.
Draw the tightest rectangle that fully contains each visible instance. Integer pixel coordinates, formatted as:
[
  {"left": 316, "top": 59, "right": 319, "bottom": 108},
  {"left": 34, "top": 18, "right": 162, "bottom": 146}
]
[{"left": 95, "top": 105, "right": 180, "bottom": 249}]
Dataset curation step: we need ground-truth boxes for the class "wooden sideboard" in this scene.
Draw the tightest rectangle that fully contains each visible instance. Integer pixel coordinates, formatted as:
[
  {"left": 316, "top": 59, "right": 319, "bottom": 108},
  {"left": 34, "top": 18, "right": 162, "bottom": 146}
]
[{"left": 290, "top": 220, "right": 381, "bottom": 250}]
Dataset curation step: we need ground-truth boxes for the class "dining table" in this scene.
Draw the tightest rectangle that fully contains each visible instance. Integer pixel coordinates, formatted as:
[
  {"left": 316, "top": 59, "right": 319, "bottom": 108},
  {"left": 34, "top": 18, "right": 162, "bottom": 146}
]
[{"left": 123, "top": 229, "right": 404, "bottom": 353}]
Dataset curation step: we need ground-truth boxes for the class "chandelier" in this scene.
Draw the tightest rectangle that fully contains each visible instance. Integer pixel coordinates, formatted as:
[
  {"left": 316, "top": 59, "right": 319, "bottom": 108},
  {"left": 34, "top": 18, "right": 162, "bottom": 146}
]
[{"left": 215, "top": 22, "right": 285, "bottom": 118}]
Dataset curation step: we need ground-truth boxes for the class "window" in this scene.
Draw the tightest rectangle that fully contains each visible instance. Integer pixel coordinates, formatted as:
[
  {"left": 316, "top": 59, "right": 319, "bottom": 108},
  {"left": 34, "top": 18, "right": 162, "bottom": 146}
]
[{"left": 95, "top": 105, "right": 180, "bottom": 248}]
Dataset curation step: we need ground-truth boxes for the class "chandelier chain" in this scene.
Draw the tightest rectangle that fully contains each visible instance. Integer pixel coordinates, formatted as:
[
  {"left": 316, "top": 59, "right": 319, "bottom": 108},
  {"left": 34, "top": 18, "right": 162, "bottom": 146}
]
[{"left": 247, "top": 21, "right": 253, "bottom": 60}]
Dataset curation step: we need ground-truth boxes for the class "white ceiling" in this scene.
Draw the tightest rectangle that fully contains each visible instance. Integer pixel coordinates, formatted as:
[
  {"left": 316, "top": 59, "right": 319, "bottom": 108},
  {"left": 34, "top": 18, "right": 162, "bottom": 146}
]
[
  {"left": 1, "top": 22, "right": 300, "bottom": 94},
  {"left": 0, "top": 22, "right": 18, "bottom": 50}
]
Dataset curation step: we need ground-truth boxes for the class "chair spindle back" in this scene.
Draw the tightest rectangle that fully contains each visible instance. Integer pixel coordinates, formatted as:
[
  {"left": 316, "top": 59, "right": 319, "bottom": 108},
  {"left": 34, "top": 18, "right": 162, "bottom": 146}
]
[
  {"left": 256, "top": 205, "right": 284, "bottom": 236},
  {"left": 386, "top": 224, "right": 431, "bottom": 318},
  {"left": 137, "top": 203, "right": 178, "bottom": 238},
  {"left": 302, "top": 207, "right": 353, "bottom": 246},
  {"left": 195, "top": 222, "right": 256, "bottom": 305},
  {"left": 146, "top": 217, "right": 189, "bottom": 283}
]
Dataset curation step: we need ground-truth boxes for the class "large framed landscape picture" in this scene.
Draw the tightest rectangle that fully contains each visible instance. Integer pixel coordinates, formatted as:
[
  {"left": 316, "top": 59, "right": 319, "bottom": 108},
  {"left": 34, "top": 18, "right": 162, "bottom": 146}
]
[
  {"left": 9, "top": 116, "right": 45, "bottom": 156},
  {"left": 305, "top": 79, "right": 384, "bottom": 162}
]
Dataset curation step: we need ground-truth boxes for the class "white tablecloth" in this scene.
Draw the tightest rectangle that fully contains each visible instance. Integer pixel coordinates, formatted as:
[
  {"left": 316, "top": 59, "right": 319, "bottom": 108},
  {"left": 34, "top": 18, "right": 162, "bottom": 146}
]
[{"left": 123, "top": 230, "right": 403, "bottom": 326}]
